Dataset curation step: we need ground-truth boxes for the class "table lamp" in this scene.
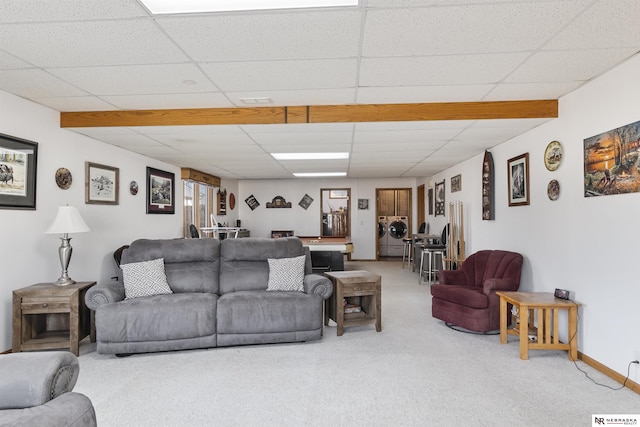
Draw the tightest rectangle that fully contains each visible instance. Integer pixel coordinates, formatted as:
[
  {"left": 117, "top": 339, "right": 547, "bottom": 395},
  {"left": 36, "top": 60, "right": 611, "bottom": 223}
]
[{"left": 45, "top": 205, "right": 91, "bottom": 286}]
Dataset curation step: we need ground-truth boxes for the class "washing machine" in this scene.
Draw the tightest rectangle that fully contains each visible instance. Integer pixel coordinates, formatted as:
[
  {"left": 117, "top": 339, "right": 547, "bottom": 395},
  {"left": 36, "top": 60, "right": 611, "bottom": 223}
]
[
  {"left": 378, "top": 216, "right": 388, "bottom": 257},
  {"left": 387, "top": 216, "right": 409, "bottom": 257}
]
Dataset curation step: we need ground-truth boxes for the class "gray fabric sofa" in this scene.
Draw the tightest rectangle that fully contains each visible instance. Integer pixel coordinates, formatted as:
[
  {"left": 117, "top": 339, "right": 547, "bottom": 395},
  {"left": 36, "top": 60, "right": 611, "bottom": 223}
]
[
  {"left": 85, "top": 237, "right": 333, "bottom": 355},
  {"left": 0, "top": 351, "right": 97, "bottom": 427}
]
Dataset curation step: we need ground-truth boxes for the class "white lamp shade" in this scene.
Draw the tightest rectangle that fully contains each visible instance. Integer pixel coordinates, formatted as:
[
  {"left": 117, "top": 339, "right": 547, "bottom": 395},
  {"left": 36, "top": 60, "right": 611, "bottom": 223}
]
[{"left": 45, "top": 206, "right": 91, "bottom": 234}]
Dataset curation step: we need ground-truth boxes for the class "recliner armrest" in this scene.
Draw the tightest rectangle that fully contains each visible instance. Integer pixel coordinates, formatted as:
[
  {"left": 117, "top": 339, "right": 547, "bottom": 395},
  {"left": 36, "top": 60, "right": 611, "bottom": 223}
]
[
  {"left": 303, "top": 274, "right": 333, "bottom": 300},
  {"left": 0, "top": 352, "right": 79, "bottom": 410},
  {"left": 483, "top": 278, "right": 518, "bottom": 294},
  {"left": 85, "top": 281, "right": 125, "bottom": 310}
]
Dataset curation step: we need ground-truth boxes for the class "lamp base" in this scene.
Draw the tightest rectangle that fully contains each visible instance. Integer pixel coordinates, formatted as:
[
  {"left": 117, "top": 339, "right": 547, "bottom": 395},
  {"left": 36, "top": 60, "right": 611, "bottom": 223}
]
[
  {"left": 54, "top": 235, "right": 76, "bottom": 286},
  {"left": 54, "top": 275, "right": 76, "bottom": 286}
]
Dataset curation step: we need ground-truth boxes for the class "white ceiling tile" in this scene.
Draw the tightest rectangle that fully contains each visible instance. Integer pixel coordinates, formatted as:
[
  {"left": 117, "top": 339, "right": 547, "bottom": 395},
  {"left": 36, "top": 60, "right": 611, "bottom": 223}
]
[
  {"left": 135, "top": 125, "right": 244, "bottom": 135},
  {"left": 100, "top": 93, "right": 234, "bottom": 110},
  {"left": 354, "top": 129, "right": 461, "bottom": 144},
  {"left": 0, "top": 69, "right": 87, "bottom": 97},
  {"left": 483, "top": 82, "right": 583, "bottom": 101},
  {"left": 351, "top": 142, "right": 438, "bottom": 153},
  {"left": 355, "top": 121, "right": 474, "bottom": 131},
  {"left": 0, "top": 51, "right": 32, "bottom": 69},
  {"left": 362, "top": 3, "right": 588, "bottom": 57},
  {"left": 0, "top": 0, "right": 148, "bottom": 22},
  {"left": 262, "top": 144, "right": 351, "bottom": 153},
  {"left": 351, "top": 151, "right": 433, "bottom": 160},
  {"left": 546, "top": 0, "right": 640, "bottom": 50},
  {"left": 0, "top": 20, "right": 188, "bottom": 67},
  {"left": 202, "top": 59, "right": 357, "bottom": 92},
  {"left": 506, "top": 49, "right": 639, "bottom": 83},
  {"left": 360, "top": 54, "right": 530, "bottom": 87},
  {"left": 49, "top": 64, "right": 218, "bottom": 95},
  {"left": 157, "top": 11, "right": 361, "bottom": 61},
  {"left": 356, "top": 84, "right": 495, "bottom": 104},
  {"left": 31, "top": 96, "right": 117, "bottom": 112},
  {"left": 243, "top": 123, "right": 354, "bottom": 133},
  {"left": 250, "top": 131, "right": 353, "bottom": 145}
]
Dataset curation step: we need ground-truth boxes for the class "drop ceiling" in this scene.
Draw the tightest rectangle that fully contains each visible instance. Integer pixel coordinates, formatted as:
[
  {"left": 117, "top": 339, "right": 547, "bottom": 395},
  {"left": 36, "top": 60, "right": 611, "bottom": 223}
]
[{"left": 1, "top": 0, "right": 639, "bottom": 179}]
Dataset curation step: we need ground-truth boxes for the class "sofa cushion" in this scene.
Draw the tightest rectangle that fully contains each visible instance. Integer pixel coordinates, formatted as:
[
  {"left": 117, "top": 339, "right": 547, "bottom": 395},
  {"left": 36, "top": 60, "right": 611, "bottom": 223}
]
[
  {"left": 121, "top": 239, "right": 220, "bottom": 294},
  {"left": 267, "top": 255, "right": 305, "bottom": 292},
  {"left": 95, "top": 293, "right": 217, "bottom": 343},
  {"left": 430, "top": 285, "right": 488, "bottom": 309},
  {"left": 220, "top": 237, "right": 306, "bottom": 294},
  {"left": 217, "top": 291, "right": 322, "bottom": 334},
  {"left": 121, "top": 258, "right": 173, "bottom": 299}
]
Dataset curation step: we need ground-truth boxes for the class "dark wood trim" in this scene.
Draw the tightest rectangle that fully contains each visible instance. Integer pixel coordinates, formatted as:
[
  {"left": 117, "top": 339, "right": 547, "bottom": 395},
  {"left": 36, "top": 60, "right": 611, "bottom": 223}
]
[{"left": 60, "top": 100, "right": 558, "bottom": 128}]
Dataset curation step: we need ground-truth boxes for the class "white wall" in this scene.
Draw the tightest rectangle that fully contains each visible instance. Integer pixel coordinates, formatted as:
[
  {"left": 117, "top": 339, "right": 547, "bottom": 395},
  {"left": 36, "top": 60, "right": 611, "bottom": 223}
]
[
  {"left": 238, "top": 177, "right": 417, "bottom": 259},
  {"left": 427, "top": 53, "right": 640, "bottom": 381},
  {"left": 0, "top": 91, "right": 182, "bottom": 351}
]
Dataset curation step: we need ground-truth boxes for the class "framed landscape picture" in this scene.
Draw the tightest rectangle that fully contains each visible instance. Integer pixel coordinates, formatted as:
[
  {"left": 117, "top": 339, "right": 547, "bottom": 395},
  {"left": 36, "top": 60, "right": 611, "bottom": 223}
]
[
  {"left": 507, "top": 153, "right": 530, "bottom": 207},
  {"left": 146, "top": 167, "right": 175, "bottom": 214},
  {"left": 0, "top": 133, "right": 38, "bottom": 210},
  {"left": 85, "top": 162, "right": 119, "bottom": 205}
]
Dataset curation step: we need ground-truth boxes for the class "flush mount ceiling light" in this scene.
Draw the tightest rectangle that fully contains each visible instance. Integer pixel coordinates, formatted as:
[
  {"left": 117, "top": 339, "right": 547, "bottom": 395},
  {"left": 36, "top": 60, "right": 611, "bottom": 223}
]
[
  {"left": 272, "top": 152, "right": 349, "bottom": 160},
  {"left": 240, "top": 97, "right": 273, "bottom": 104},
  {"left": 293, "top": 172, "right": 347, "bottom": 177},
  {"left": 140, "top": 0, "right": 358, "bottom": 14}
]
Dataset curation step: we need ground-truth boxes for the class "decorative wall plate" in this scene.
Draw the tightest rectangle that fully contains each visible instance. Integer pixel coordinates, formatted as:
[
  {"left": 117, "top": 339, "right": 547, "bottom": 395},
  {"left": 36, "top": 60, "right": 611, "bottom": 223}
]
[
  {"left": 229, "top": 193, "right": 236, "bottom": 210},
  {"left": 55, "top": 167, "right": 72, "bottom": 189},
  {"left": 544, "top": 140, "right": 563, "bottom": 171},
  {"left": 547, "top": 179, "right": 560, "bottom": 200},
  {"left": 130, "top": 181, "right": 139, "bottom": 195}
]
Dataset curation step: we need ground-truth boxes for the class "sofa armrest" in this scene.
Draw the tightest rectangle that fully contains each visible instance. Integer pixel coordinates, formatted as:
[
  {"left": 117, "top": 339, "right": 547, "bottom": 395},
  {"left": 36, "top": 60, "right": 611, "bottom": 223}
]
[
  {"left": 303, "top": 274, "right": 333, "bottom": 300},
  {"left": 438, "top": 269, "right": 466, "bottom": 285},
  {"left": 0, "top": 351, "right": 79, "bottom": 410},
  {"left": 85, "top": 280, "right": 125, "bottom": 310},
  {"left": 0, "top": 392, "right": 97, "bottom": 427},
  {"left": 483, "top": 278, "right": 518, "bottom": 294}
]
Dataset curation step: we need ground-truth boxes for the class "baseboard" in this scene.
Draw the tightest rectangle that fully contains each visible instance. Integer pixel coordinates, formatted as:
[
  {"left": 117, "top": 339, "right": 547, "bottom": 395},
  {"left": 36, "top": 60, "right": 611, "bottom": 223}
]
[
  {"left": 579, "top": 351, "right": 640, "bottom": 394},
  {"left": 1, "top": 349, "right": 12, "bottom": 355}
]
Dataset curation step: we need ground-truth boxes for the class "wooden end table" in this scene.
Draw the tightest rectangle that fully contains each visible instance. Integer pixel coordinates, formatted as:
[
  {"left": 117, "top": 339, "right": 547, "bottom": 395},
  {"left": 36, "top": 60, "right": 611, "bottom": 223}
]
[
  {"left": 12, "top": 281, "right": 96, "bottom": 356},
  {"left": 496, "top": 291, "right": 581, "bottom": 360},
  {"left": 324, "top": 270, "right": 381, "bottom": 336}
]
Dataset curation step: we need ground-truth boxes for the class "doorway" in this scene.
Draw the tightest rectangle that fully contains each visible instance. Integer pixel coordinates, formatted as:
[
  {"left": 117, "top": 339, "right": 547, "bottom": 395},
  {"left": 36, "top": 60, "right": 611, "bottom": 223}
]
[{"left": 376, "top": 188, "right": 411, "bottom": 258}]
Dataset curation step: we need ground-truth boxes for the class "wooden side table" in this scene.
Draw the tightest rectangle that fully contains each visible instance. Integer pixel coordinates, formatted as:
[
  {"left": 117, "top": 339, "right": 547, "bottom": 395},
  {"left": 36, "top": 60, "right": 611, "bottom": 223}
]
[
  {"left": 324, "top": 270, "right": 381, "bottom": 336},
  {"left": 496, "top": 291, "right": 581, "bottom": 360},
  {"left": 12, "top": 281, "right": 96, "bottom": 356}
]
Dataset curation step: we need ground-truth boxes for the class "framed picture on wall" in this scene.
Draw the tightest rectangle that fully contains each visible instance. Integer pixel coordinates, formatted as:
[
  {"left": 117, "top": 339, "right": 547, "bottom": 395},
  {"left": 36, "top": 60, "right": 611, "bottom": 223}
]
[
  {"left": 0, "top": 133, "right": 38, "bottom": 210},
  {"left": 146, "top": 167, "right": 175, "bottom": 214},
  {"left": 507, "top": 153, "right": 530, "bottom": 207},
  {"left": 85, "top": 162, "right": 119, "bottom": 205},
  {"left": 434, "top": 180, "right": 445, "bottom": 216}
]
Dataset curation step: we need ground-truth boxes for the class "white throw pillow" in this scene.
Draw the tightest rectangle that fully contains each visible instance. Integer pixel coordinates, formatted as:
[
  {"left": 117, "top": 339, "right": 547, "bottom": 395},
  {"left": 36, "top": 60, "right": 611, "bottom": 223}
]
[
  {"left": 121, "top": 258, "right": 173, "bottom": 299},
  {"left": 267, "top": 255, "right": 306, "bottom": 292}
]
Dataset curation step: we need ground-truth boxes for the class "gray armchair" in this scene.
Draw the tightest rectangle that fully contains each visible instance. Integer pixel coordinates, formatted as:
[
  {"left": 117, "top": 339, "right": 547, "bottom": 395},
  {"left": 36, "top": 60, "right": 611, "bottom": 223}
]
[{"left": 0, "top": 351, "right": 96, "bottom": 426}]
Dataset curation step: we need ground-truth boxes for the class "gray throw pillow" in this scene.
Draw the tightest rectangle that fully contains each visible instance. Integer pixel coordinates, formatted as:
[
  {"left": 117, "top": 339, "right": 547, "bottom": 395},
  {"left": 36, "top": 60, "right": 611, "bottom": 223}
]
[
  {"left": 121, "top": 257, "right": 173, "bottom": 299},
  {"left": 267, "top": 255, "right": 306, "bottom": 292}
]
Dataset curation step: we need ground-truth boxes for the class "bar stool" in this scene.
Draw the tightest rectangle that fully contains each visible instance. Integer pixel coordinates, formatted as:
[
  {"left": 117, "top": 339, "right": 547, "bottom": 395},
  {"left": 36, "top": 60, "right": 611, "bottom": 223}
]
[
  {"left": 402, "top": 237, "right": 413, "bottom": 268},
  {"left": 418, "top": 248, "right": 445, "bottom": 285}
]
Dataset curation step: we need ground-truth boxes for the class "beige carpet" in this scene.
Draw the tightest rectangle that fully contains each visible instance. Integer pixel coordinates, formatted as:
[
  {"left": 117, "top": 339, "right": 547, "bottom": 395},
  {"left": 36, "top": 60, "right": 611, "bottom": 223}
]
[{"left": 75, "top": 260, "right": 638, "bottom": 426}]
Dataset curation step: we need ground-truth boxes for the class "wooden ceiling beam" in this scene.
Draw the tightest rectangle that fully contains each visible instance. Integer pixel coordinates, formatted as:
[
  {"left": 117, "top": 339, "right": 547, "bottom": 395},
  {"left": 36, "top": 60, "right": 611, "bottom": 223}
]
[{"left": 60, "top": 100, "right": 557, "bottom": 128}]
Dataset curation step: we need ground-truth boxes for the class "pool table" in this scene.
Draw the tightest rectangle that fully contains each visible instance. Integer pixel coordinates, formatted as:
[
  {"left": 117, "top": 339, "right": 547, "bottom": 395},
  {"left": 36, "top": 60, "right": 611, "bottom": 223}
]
[
  {"left": 297, "top": 236, "right": 353, "bottom": 253},
  {"left": 297, "top": 236, "right": 353, "bottom": 273}
]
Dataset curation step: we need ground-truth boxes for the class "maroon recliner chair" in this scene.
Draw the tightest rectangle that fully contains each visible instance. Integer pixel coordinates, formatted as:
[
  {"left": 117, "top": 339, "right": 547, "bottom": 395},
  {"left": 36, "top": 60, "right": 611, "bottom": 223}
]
[{"left": 431, "top": 250, "right": 523, "bottom": 332}]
